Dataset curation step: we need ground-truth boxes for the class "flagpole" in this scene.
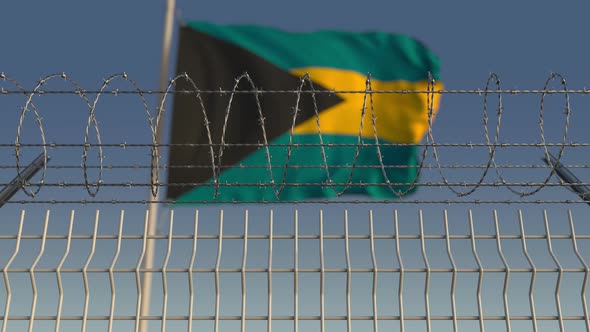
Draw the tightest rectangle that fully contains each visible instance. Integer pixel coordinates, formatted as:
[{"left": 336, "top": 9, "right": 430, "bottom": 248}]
[{"left": 140, "top": 0, "right": 176, "bottom": 330}]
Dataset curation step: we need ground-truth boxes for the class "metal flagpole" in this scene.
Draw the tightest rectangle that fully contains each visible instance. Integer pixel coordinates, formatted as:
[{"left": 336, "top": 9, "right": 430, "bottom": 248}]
[{"left": 140, "top": 0, "right": 176, "bottom": 330}]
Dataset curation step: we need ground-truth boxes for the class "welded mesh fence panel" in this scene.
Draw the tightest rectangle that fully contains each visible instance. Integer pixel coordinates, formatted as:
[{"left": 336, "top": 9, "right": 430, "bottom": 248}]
[
  {"left": 2, "top": 208, "right": 590, "bottom": 332},
  {"left": 2, "top": 72, "right": 590, "bottom": 331}
]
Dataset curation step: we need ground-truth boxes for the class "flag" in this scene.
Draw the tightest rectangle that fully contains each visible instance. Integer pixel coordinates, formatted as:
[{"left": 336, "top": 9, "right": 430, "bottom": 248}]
[{"left": 167, "top": 21, "right": 442, "bottom": 202}]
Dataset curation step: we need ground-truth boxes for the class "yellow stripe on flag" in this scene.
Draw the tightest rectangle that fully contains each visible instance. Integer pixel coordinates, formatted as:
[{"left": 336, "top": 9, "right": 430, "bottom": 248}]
[{"left": 290, "top": 68, "right": 442, "bottom": 144}]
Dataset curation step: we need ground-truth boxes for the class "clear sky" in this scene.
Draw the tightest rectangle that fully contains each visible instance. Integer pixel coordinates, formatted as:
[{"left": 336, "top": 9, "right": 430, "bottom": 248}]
[{"left": 2, "top": 1, "right": 590, "bottom": 331}]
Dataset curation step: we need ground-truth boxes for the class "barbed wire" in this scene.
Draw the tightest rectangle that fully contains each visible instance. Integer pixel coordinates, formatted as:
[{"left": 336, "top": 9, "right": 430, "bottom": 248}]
[
  {"left": 1, "top": 71, "right": 584, "bottom": 203},
  {"left": 3, "top": 200, "right": 590, "bottom": 205},
  {"left": 3, "top": 89, "right": 590, "bottom": 95},
  {"left": 1, "top": 163, "right": 589, "bottom": 169}
]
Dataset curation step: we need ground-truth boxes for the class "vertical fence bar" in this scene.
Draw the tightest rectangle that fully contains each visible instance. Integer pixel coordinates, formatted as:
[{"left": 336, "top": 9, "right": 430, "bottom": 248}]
[
  {"left": 135, "top": 211, "right": 149, "bottom": 332},
  {"left": 241, "top": 210, "right": 248, "bottom": 332},
  {"left": 418, "top": 210, "right": 431, "bottom": 332},
  {"left": 55, "top": 210, "right": 74, "bottom": 332},
  {"left": 214, "top": 211, "right": 223, "bottom": 332},
  {"left": 344, "top": 210, "right": 352, "bottom": 332},
  {"left": 188, "top": 210, "right": 199, "bottom": 332},
  {"left": 108, "top": 211, "right": 124, "bottom": 332},
  {"left": 469, "top": 210, "right": 485, "bottom": 332},
  {"left": 369, "top": 210, "right": 378, "bottom": 332},
  {"left": 294, "top": 210, "right": 299, "bottom": 332},
  {"left": 28, "top": 210, "right": 50, "bottom": 332},
  {"left": 1, "top": 211, "right": 24, "bottom": 332},
  {"left": 569, "top": 210, "right": 590, "bottom": 331},
  {"left": 161, "top": 211, "right": 174, "bottom": 332},
  {"left": 82, "top": 211, "right": 99, "bottom": 332},
  {"left": 443, "top": 210, "right": 458, "bottom": 332},
  {"left": 519, "top": 210, "right": 538, "bottom": 332},
  {"left": 494, "top": 210, "right": 511, "bottom": 332},
  {"left": 268, "top": 210, "right": 274, "bottom": 332},
  {"left": 319, "top": 210, "right": 324, "bottom": 332},
  {"left": 394, "top": 210, "right": 404, "bottom": 332},
  {"left": 543, "top": 210, "right": 564, "bottom": 332}
]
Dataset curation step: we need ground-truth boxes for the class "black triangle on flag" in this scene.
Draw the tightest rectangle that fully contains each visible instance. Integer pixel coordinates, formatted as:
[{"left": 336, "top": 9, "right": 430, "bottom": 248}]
[{"left": 167, "top": 26, "right": 344, "bottom": 200}]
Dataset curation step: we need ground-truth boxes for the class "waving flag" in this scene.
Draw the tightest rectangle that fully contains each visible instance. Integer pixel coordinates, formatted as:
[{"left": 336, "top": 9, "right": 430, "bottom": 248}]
[{"left": 167, "top": 22, "right": 441, "bottom": 202}]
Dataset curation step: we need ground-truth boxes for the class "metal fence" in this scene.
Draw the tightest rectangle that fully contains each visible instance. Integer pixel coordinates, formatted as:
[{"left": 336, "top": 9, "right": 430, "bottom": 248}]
[
  {"left": 1, "top": 73, "right": 590, "bottom": 331},
  {"left": 2, "top": 208, "right": 590, "bottom": 332}
]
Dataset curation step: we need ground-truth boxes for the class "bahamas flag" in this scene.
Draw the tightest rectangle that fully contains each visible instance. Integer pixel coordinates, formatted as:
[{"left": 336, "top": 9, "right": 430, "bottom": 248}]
[{"left": 167, "top": 22, "right": 442, "bottom": 202}]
